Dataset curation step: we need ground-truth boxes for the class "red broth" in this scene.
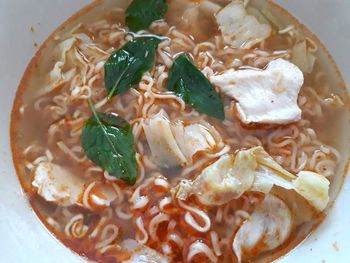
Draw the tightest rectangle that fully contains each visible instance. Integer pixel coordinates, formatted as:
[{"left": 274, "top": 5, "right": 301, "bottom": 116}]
[{"left": 11, "top": 0, "right": 350, "bottom": 262}]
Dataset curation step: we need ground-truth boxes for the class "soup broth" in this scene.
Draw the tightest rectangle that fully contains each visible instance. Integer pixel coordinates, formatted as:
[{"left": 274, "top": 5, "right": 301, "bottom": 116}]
[{"left": 11, "top": 0, "right": 350, "bottom": 262}]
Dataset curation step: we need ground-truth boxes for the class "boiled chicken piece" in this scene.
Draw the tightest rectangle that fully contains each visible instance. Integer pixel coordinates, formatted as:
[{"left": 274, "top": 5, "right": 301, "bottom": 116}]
[
  {"left": 32, "top": 162, "right": 117, "bottom": 208},
  {"left": 49, "top": 33, "right": 105, "bottom": 83},
  {"left": 251, "top": 151, "right": 329, "bottom": 211},
  {"left": 143, "top": 110, "right": 187, "bottom": 168},
  {"left": 174, "top": 150, "right": 257, "bottom": 206},
  {"left": 232, "top": 195, "right": 292, "bottom": 262},
  {"left": 292, "top": 40, "right": 317, "bottom": 74},
  {"left": 32, "top": 162, "right": 84, "bottom": 207},
  {"left": 216, "top": 0, "right": 271, "bottom": 49},
  {"left": 173, "top": 147, "right": 329, "bottom": 211},
  {"left": 172, "top": 122, "right": 216, "bottom": 161},
  {"left": 143, "top": 110, "right": 216, "bottom": 168},
  {"left": 121, "top": 239, "right": 170, "bottom": 263},
  {"left": 38, "top": 33, "right": 107, "bottom": 97},
  {"left": 292, "top": 171, "right": 330, "bottom": 211},
  {"left": 210, "top": 59, "right": 304, "bottom": 124},
  {"left": 272, "top": 188, "right": 315, "bottom": 227}
]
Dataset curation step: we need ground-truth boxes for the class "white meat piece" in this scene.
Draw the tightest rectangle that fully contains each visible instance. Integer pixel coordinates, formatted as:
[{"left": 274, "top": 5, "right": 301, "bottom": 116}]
[
  {"left": 143, "top": 110, "right": 216, "bottom": 168},
  {"left": 173, "top": 146, "right": 330, "bottom": 211},
  {"left": 252, "top": 169, "right": 330, "bottom": 212},
  {"left": 216, "top": 1, "right": 271, "bottom": 49},
  {"left": 172, "top": 122, "right": 216, "bottom": 161},
  {"left": 38, "top": 34, "right": 107, "bottom": 97},
  {"left": 143, "top": 110, "right": 188, "bottom": 168},
  {"left": 32, "top": 162, "right": 84, "bottom": 207},
  {"left": 292, "top": 40, "right": 317, "bottom": 74},
  {"left": 210, "top": 59, "right": 304, "bottom": 124},
  {"left": 293, "top": 171, "right": 330, "bottom": 211},
  {"left": 121, "top": 239, "right": 170, "bottom": 263},
  {"left": 32, "top": 162, "right": 117, "bottom": 208},
  {"left": 272, "top": 189, "right": 315, "bottom": 227},
  {"left": 174, "top": 146, "right": 290, "bottom": 206},
  {"left": 251, "top": 151, "right": 330, "bottom": 212},
  {"left": 174, "top": 151, "right": 257, "bottom": 206},
  {"left": 232, "top": 195, "right": 292, "bottom": 262}
]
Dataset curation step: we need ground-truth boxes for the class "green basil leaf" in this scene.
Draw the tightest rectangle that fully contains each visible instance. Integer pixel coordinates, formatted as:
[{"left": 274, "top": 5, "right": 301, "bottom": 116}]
[
  {"left": 104, "top": 37, "right": 161, "bottom": 98},
  {"left": 166, "top": 55, "right": 225, "bottom": 120},
  {"left": 81, "top": 103, "right": 138, "bottom": 185},
  {"left": 126, "top": 0, "right": 168, "bottom": 32}
]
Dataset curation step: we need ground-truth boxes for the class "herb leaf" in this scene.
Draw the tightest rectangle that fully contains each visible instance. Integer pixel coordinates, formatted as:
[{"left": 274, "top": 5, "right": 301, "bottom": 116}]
[
  {"left": 167, "top": 55, "right": 225, "bottom": 120},
  {"left": 126, "top": 0, "right": 168, "bottom": 32},
  {"left": 81, "top": 101, "right": 138, "bottom": 185},
  {"left": 104, "top": 37, "right": 161, "bottom": 98}
]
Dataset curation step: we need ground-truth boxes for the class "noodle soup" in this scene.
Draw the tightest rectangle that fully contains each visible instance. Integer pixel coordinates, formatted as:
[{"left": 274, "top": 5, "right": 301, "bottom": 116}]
[{"left": 11, "top": 0, "right": 350, "bottom": 262}]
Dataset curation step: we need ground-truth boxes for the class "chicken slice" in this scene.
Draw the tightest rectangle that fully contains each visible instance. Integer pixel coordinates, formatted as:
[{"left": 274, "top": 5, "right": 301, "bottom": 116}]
[
  {"left": 292, "top": 40, "right": 317, "bottom": 74},
  {"left": 232, "top": 195, "right": 292, "bottom": 262},
  {"left": 32, "top": 162, "right": 117, "bottom": 208},
  {"left": 121, "top": 239, "right": 170, "bottom": 263},
  {"left": 210, "top": 59, "right": 304, "bottom": 124},
  {"left": 252, "top": 154, "right": 330, "bottom": 212},
  {"left": 143, "top": 110, "right": 217, "bottom": 168},
  {"left": 292, "top": 171, "right": 330, "bottom": 211},
  {"left": 172, "top": 122, "right": 216, "bottom": 161},
  {"left": 32, "top": 162, "right": 84, "bottom": 207},
  {"left": 216, "top": 0, "right": 271, "bottom": 49},
  {"left": 143, "top": 110, "right": 188, "bottom": 168},
  {"left": 174, "top": 150, "right": 257, "bottom": 206},
  {"left": 173, "top": 146, "right": 329, "bottom": 211}
]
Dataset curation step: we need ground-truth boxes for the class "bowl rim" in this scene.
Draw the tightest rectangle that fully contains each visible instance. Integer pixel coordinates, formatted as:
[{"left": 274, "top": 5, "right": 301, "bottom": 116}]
[{"left": 9, "top": 0, "right": 350, "bottom": 262}]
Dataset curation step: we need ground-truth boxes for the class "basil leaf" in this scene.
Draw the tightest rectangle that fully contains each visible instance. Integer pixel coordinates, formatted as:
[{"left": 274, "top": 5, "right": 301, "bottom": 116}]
[
  {"left": 126, "top": 0, "right": 168, "bottom": 32},
  {"left": 167, "top": 55, "right": 225, "bottom": 120},
  {"left": 104, "top": 37, "right": 161, "bottom": 98},
  {"left": 81, "top": 103, "right": 138, "bottom": 185}
]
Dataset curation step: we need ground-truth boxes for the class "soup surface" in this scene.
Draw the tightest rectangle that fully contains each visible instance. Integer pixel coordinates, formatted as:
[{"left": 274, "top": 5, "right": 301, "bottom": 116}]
[{"left": 11, "top": 0, "right": 350, "bottom": 262}]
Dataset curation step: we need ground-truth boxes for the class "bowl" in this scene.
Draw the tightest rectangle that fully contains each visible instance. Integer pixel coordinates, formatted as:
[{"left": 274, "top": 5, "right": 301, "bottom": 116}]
[{"left": 0, "top": 0, "right": 349, "bottom": 262}]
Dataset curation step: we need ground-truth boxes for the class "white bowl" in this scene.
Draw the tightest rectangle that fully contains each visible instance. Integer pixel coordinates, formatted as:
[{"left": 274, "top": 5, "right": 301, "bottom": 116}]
[{"left": 0, "top": 0, "right": 349, "bottom": 262}]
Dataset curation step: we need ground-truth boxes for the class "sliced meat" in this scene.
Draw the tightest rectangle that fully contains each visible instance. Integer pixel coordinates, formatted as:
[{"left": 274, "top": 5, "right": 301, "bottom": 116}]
[
  {"left": 232, "top": 194, "right": 292, "bottom": 262},
  {"left": 32, "top": 162, "right": 117, "bottom": 209},
  {"left": 292, "top": 40, "right": 317, "bottom": 74},
  {"left": 143, "top": 110, "right": 188, "bottom": 168},
  {"left": 216, "top": 0, "right": 271, "bottom": 49},
  {"left": 210, "top": 59, "right": 304, "bottom": 124},
  {"left": 32, "top": 162, "right": 84, "bottom": 207},
  {"left": 172, "top": 122, "right": 216, "bottom": 161},
  {"left": 293, "top": 171, "right": 330, "bottom": 211},
  {"left": 173, "top": 146, "right": 329, "bottom": 212},
  {"left": 143, "top": 110, "right": 217, "bottom": 168},
  {"left": 174, "top": 151, "right": 257, "bottom": 206}
]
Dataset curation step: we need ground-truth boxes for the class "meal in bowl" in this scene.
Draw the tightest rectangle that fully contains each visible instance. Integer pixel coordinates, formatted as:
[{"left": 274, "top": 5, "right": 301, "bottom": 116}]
[{"left": 10, "top": 0, "right": 349, "bottom": 262}]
